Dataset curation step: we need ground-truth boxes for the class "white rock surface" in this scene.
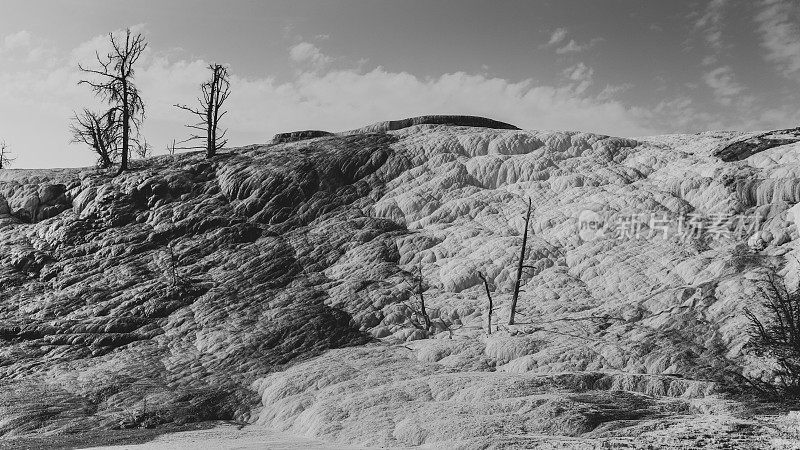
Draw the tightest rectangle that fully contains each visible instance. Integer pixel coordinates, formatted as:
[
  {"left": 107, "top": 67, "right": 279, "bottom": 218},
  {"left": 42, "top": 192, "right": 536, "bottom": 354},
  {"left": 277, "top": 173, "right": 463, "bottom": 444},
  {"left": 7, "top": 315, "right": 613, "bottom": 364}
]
[{"left": 2, "top": 122, "right": 800, "bottom": 447}]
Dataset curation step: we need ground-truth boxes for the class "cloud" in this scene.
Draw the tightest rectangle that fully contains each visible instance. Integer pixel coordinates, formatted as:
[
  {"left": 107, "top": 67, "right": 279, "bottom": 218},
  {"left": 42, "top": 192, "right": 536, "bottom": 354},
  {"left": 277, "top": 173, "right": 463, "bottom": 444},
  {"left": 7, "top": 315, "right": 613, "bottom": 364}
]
[
  {"left": 289, "top": 42, "right": 332, "bottom": 71},
  {"left": 555, "top": 38, "right": 603, "bottom": 55},
  {"left": 543, "top": 28, "right": 601, "bottom": 55},
  {"left": 70, "top": 24, "right": 149, "bottom": 66},
  {"left": 703, "top": 66, "right": 745, "bottom": 105},
  {"left": 2, "top": 30, "right": 31, "bottom": 51},
  {"left": 645, "top": 96, "right": 715, "bottom": 131},
  {"left": 225, "top": 66, "right": 654, "bottom": 139},
  {"left": 564, "top": 63, "right": 593, "bottom": 82},
  {"left": 547, "top": 28, "right": 568, "bottom": 46},
  {"left": 755, "top": 0, "right": 800, "bottom": 79},
  {"left": 0, "top": 31, "right": 666, "bottom": 168},
  {"left": 597, "top": 83, "right": 633, "bottom": 101},
  {"left": 1, "top": 26, "right": 798, "bottom": 169},
  {"left": 562, "top": 62, "right": 594, "bottom": 94},
  {"left": 0, "top": 30, "right": 59, "bottom": 65},
  {"left": 694, "top": 0, "right": 728, "bottom": 52}
]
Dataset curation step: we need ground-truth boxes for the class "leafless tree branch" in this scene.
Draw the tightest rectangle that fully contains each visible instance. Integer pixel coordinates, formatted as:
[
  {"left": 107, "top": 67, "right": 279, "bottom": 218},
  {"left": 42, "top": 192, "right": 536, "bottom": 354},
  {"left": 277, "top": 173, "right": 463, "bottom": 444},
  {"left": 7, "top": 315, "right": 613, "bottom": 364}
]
[
  {"left": 76, "top": 28, "right": 147, "bottom": 175},
  {"left": 0, "top": 140, "right": 15, "bottom": 169},
  {"left": 174, "top": 63, "right": 231, "bottom": 158}
]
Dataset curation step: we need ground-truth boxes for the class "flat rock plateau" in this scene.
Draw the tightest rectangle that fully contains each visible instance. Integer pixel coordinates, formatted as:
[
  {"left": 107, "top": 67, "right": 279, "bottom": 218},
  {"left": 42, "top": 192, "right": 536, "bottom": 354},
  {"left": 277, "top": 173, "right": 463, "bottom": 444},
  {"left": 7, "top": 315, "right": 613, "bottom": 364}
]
[{"left": 2, "top": 116, "right": 800, "bottom": 448}]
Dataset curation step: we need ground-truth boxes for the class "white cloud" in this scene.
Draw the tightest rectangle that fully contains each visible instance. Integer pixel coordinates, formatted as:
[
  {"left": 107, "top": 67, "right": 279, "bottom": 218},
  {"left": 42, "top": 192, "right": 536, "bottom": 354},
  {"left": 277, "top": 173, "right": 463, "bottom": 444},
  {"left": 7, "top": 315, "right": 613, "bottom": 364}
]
[
  {"left": 221, "top": 51, "right": 659, "bottom": 139},
  {"left": 564, "top": 63, "right": 593, "bottom": 81},
  {"left": 0, "top": 30, "right": 59, "bottom": 65},
  {"left": 2, "top": 27, "right": 797, "bottom": 169},
  {"left": 755, "top": 0, "right": 800, "bottom": 80},
  {"left": 0, "top": 31, "right": 663, "bottom": 168},
  {"left": 555, "top": 38, "right": 603, "bottom": 55},
  {"left": 695, "top": 0, "right": 728, "bottom": 51},
  {"left": 70, "top": 24, "right": 149, "bottom": 67},
  {"left": 547, "top": 28, "right": 568, "bottom": 46},
  {"left": 543, "top": 28, "right": 601, "bottom": 55},
  {"left": 289, "top": 42, "right": 332, "bottom": 71},
  {"left": 597, "top": 83, "right": 633, "bottom": 101},
  {"left": 2, "top": 30, "right": 31, "bottom": 51},
  {"left": 701, "top": 55, "right": 718, "bottom": 66},
  {"left": 703, "top": 66, "right": 745, "bottom": 104},
  {"left": 562, "top": 62, "right": 594, "bottom": 94}
]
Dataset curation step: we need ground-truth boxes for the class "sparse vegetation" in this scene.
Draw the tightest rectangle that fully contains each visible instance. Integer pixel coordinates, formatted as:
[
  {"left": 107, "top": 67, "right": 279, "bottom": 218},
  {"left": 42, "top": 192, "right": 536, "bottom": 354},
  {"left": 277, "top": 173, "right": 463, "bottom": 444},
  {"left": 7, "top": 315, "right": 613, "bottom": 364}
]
[
  {"left": 175, "top": 63, "right": 231, "bottom": 158},
  {"left": 163, "top": 243, "right": 186, "bottom": 293},
  {"left": 0, "top": 140, "right": 14, "bottom": 169},
  {"left": 745, "top": 269, "right": 800, "bottom": 396},
  {"left": 135, "top": 138, "right": 153, "bottom": 160},
  {"left": 408, "top": 263, "right": 431, "bottom": 331},
  {"left": 70, "top": 109, "right": 119, "bottom": 168},
  {"left": 77, "top": 28, "right": 147, "bottom": 175},
  {"left": 478, "top": 271, "right": 494, "bottom": 335},
  {"left": 166, "top": 138, "right": 177, "bottom": 156},
  {"left": 509, "top": 197, "right": 533, "bottom": 325},
  {"left": 398, "top": 262, "right": 432, "bottom": 332}
]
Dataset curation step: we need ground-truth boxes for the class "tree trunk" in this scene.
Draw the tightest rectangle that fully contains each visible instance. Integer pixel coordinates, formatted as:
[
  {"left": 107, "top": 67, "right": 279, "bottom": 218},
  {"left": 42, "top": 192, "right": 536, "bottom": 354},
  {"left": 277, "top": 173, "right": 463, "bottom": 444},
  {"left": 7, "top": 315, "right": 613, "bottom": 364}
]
[
  {"left": 206, "top": 71, "right": 216, "bottom": 158},
  {"left": 418, "top": 264, "right": 430, "bottom": 331},
  {"left": 509, "top": 198, "right": 532, "bottom": 325},
  {"left": 93, "top": 122, "right": 112, "bottom": 168},
  {"left": 479, "top": 272, "right": 493, "bottom": 335},
  {"left": 116, "top": 82, "right": 129, "bottom": 176}
]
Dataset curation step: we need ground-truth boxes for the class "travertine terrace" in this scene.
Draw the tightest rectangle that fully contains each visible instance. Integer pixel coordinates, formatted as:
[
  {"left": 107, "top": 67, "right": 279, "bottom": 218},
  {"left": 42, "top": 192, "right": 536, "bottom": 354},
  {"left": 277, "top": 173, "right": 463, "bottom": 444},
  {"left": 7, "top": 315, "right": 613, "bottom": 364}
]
[{"left": 2, "top": 117, "right": 800, "bottom": 447}]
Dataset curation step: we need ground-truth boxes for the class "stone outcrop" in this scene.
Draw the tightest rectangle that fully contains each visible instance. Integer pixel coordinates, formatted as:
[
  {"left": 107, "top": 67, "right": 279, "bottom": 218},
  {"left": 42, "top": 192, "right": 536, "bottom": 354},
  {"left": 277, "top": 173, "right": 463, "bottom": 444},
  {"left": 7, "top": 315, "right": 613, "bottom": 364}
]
[
  {"left": 713, "top": 127, "right": 800, "bottom": 162},
  {"left": 0, "top": 181, "right": 73, "bottom": 224},
  {"left": 271, "top": 130, "right": 334, "bottom": 144},
  {"left": 347, "top": 114, "right": 520, "bottom": 134}
]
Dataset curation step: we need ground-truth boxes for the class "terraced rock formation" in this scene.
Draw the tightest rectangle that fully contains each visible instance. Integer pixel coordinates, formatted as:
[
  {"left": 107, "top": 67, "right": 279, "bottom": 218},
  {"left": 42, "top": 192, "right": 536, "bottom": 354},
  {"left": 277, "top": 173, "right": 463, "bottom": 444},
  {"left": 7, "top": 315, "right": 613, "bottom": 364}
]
[{"left": 1, "top": 118, "right": 800, "bottom": 447}]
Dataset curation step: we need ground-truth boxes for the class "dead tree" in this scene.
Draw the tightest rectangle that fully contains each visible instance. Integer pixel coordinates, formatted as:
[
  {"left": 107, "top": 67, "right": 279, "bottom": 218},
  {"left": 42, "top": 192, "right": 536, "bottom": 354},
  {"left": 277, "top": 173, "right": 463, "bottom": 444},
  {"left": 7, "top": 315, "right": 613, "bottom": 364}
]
[
  {"left": 78, "top": 28, "right": 147, "bottom": 176},
  {"left": 135, "top": 138, "right": 152, "bottom": 159},
  {"left": 400, "top": 263, "right": 432, "bottom": 332},
  {"left": 164, "top": 243, "right": 186, "bottom": 291},
  {"left": 478, "top": 272, "right": 494, "bottom": 335},
  {"left": 509, "top": 198, "right": 533, "bottom": 325},
  {"left": 174, "top": 64, "right": 231, "bottom": 158},
  {"left": 415, "top": 264, "right": 431, "bottom": 331},
  {"left": 69, "top": 109, "right": 119, "bottom": 168},
  {"left": 745, "top": 269, "right": 800, "bottom": 395},
  {"left": 166, "top": 138, "right": 177, "bottom": 156},
  {"left": 0, "top": 140, "right": 15, "bottom": 169}
]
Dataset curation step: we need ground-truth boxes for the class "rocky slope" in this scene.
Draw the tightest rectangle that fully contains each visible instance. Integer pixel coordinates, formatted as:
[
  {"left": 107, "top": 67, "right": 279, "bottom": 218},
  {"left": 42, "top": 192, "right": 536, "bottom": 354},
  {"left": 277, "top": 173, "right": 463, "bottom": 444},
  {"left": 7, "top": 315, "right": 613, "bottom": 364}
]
[{"left": 1, "top": 117, "right": 800, "bottom": 447}]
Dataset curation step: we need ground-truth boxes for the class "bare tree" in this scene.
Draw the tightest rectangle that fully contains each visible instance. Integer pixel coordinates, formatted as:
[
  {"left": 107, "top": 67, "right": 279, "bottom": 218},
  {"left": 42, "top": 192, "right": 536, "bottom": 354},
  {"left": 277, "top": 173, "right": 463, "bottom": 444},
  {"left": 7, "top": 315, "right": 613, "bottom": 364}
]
[
  {"left": 478, "top": 272, "right": 494, "bottom": 335},
  {"left": 399, "top": 262, "right": 432, "bottom": 332},
  {"left": 163, "top": 243, "right": 187, "bottom": 292},
  {"left": 70, "top": 109, "right": 119, "bottom": 168},
  {"left": 78, "top": 28, "right": 147, "bottom": 176},
  {"left": 175, "top": 64, "right": 231, "bottom": 158},
  {"left": 509, "top": 198, "right": 533, "bottom": 325},
  {"left": 414, "top": 264, "right": 431, "bottom": 331},
  {"left": 0, "top": 140, "right": 15, "bottom": 169},
  {"left": 166, "top": 138, "right": 177, "bottom": 156},
  {"left": 135, "top": 138, "right": 152, "bottom": 160}
]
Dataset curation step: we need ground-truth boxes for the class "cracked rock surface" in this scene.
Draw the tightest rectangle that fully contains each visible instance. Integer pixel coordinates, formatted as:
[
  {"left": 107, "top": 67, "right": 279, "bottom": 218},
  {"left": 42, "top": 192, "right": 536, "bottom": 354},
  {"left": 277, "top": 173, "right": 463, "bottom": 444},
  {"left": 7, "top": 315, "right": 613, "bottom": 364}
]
[{"left": 1, "top": 122, "right": 800, "bottom": 447}]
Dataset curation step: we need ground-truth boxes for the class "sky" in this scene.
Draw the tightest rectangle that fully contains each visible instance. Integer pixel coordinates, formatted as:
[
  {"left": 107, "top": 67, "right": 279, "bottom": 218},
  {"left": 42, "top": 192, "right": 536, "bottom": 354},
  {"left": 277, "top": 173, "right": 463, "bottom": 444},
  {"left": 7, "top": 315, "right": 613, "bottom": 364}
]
[{"left": 1, "top": 0, "right": 800, "bottom": 168}]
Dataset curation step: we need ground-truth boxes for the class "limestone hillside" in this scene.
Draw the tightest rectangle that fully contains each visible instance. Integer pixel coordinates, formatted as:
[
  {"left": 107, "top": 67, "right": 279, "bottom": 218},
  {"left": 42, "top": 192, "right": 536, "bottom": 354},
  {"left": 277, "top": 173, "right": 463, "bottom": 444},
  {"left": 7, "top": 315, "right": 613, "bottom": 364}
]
[{"left": 1, "top": 117, "right": 800, "bottom": 447}]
